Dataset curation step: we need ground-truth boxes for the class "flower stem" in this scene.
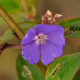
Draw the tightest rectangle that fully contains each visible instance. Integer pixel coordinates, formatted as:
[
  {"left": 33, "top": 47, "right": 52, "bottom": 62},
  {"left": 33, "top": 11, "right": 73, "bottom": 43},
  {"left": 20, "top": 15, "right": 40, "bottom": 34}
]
[
  {"left": 0, "top": 5, "right": 24, "bottom": 40},
  {"left": 37, "top": 60, "right": 47, "bottom": 76}
]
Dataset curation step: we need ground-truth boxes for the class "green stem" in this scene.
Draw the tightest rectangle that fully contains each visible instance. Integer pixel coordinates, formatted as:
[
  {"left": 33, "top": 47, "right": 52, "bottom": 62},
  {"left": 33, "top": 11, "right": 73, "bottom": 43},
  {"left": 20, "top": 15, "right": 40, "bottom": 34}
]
[
  {"left": 37, "top": 60, "right": 47, "bottom": 76},
  {"left": 0, "top": 5, "right": 24, "bottom": 40}
]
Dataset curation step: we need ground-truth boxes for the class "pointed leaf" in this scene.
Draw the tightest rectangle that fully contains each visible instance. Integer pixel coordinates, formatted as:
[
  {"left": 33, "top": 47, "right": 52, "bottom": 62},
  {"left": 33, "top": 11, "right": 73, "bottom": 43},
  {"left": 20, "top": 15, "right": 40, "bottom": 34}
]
[
  {"left": 46, "top": 53, "right": 80, "bottom": 80},
  {"left": 57, "top": 17, "right": 80, "bottom": 29},
  {"left": 16, "top": 54, "right": 45, "bottom": 80}
]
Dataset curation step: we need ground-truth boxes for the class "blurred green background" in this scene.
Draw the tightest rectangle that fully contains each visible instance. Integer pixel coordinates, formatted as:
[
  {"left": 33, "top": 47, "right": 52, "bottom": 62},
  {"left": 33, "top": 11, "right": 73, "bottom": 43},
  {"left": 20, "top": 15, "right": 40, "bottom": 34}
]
[{"left": 0, "top": 0, "right": 80, "bottom": 80}]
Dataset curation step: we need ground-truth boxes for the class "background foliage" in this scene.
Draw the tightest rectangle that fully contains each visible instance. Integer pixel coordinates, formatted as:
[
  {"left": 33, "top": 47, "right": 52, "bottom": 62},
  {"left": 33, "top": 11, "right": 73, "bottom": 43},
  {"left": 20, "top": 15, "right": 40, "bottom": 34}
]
[{"left": 0, "top": 0, "right": 80, "bottom": 80}]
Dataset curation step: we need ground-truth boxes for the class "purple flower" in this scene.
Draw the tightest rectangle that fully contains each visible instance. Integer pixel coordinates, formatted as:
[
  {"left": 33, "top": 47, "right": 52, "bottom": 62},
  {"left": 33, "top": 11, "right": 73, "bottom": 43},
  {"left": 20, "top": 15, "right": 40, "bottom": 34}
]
[{"left": 21, "top": 24, "right": 65, "bottom": 65}]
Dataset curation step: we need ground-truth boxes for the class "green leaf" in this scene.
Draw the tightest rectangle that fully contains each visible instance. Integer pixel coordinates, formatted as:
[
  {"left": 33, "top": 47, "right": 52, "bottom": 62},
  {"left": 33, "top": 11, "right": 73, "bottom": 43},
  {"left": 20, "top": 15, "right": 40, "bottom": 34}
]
[
  {"left": 0, "top": 0, "right": 21, "bottom": 13},
  {"left": 73, "top": 70, "right": 80, "bottom": 80},
  {"left": 16, "top": 54, "right": 45, "bottom": 80},
  {"left": 0, "top": 22, "right": 37, "bottom": 44},
  {"left": 46, "top": 53, "right": 80, "bottom": 80},
  {"left": 65, "top": 32, "right": 80, "bottom": 39},
  {"left": 69, "top": 21, "right": 80, "bottom": 31},
  {"left": 0, "top": 28, "right": 17, "bottom": 44},
  {"left": 57, "top": 17, "right": 80, "bottom": 29},
  {"left": 57, "top": 17, "right": 80, "bottom": 39}
]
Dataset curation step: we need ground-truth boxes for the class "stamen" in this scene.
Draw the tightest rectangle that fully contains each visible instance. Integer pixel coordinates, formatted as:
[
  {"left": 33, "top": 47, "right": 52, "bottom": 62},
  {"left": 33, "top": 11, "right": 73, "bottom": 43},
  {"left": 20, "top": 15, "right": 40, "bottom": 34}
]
[{"left": 34, "top": 33, "right": 47, "bottom": 45}]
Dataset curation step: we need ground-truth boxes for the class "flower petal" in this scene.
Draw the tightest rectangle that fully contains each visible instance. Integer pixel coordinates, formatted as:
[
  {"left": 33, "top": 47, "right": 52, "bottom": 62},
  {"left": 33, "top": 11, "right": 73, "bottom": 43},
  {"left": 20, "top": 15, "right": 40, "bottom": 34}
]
[
  {"left": 21, "top": 28, "right": 36, "bottom": 46},
  {"left": 22, "top": 41, "right": 40, "bottom": 64},
  {"left": 41, "top": 41, "right": 63, "bottom": 65},
  {"left": 35, "top": 24, "right": 63, "bottom": 34},
  {"left": 46, "top": 29, "right": 65, "bottom": 48}
]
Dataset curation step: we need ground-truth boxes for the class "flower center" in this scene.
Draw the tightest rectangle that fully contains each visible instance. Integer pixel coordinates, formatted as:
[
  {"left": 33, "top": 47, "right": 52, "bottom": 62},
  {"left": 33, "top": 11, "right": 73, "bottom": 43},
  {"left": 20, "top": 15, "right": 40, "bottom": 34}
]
[{"left": 34, "top": 33, "right": 47, "bottom": 45}]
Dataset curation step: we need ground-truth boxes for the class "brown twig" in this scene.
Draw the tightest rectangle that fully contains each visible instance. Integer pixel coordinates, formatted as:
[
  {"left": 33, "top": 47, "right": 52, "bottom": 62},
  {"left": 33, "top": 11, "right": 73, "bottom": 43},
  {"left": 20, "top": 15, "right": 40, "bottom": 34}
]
[
  {"left": 0, "top": 5, "right": 25, "bottom": 40},
  {"left": 0, "top": 43, "right": 21, "bottom": 55}
]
